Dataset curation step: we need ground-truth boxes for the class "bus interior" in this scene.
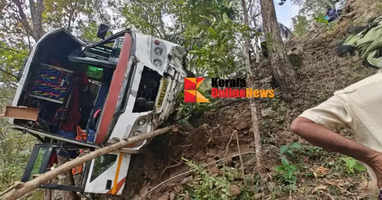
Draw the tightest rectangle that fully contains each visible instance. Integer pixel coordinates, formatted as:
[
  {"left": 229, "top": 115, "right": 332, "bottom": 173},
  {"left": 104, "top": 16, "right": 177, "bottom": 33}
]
[{"left": 13, "top": 29, "right": 125, "bottom": 145}]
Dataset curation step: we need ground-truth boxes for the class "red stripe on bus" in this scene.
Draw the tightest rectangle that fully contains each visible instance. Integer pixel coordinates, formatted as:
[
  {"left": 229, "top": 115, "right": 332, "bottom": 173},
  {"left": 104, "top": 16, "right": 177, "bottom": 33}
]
[
  {"left": 95, "top": 34, "right": 132, "bottom": 144},
  {"left": 107, "top": 177, "right": 126, "bottom": 195}
]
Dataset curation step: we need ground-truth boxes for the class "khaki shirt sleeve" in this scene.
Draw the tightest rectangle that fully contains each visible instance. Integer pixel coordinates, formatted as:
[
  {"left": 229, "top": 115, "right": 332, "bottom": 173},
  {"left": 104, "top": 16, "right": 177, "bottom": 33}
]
[{"left": 299, "top": 95, "right": 353, "bottom": 130}]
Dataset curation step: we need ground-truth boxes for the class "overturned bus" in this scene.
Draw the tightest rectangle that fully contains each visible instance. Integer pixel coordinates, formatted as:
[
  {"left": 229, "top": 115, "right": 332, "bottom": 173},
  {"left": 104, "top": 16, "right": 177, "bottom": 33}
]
[{"left": 5, "top": 26, "right": 186, "bottom": 195}]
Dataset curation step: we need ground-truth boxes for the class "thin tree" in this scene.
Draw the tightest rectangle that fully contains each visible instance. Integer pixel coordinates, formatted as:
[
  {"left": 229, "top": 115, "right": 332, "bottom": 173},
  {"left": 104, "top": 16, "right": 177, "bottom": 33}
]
[
  {"left": 241, "top": 0, "right": 264, "bottom": 176},
  {"left": 260, "top": 0, "right": 297, "bottom": 101}
]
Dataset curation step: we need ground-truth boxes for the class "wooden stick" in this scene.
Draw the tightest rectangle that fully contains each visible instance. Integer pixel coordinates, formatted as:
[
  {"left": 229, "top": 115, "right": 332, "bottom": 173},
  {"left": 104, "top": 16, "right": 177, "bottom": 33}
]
[
  {"left": 240, "top": 0, "right": 265, "bottom": 178},
  {"left": 2, "top": 126, "right": 175, "bottom": 200},
  {"left": 235, "top": 131, "right": 245, "bottom": 178},
  {"left": 223, "top": 132, "right": 235, "bottom": 158}
]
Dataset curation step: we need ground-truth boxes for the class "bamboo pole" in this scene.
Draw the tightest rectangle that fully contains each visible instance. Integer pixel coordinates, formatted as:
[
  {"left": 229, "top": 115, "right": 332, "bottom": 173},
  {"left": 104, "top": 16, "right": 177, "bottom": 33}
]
[{"left": 2, "top": 126, "right": 175, "bottom": 200}]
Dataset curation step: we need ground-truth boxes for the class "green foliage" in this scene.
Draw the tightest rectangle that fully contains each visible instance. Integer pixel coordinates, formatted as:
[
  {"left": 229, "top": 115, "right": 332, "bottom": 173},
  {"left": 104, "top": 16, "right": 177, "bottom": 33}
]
[
  {"left": 119, "top": 0, "right": 177, "bottom": 39},
  {"left": 181, "top": 160, "right": 232, "bottom": 200},
  {"left": 288, "top": 0, "right": 337, "bottom": 32},
  {"left": 314, "top": 14, "right": 329, "bottom": 25},
  {"left": 0, "top": 0, "right": 109, "bottom": 85},
  {"left": 43, "top": 0, "right": 96, "bottom": 30},
  {"left": 291, "top": 0, "right": 337, "bottom": 18},
  {"left": 279, "top": 142, "right": 302, "bottom": 159},
  {"left": 0, "top": 129, "right": 36, "bottom": 190},
  {"left": 340, "top": 157, "right": 366, "bottom": 174},
  {"left": 0, "top": 86, "right": 36, "bottom": 192},
  {"left": 274, "top": 157, "right": 298, "bottom": 186},
  {"left": 377, "top": 2, "right": 382, "bottom": 13},
  {"left": 80, "top": 21, "right": 99, "bottom": 42},
  {"left": 180, "top": 0, "right": 244, "bottom": 77},
  {"left": 292, "top": 15, "right": 309, "bottom": 37},
  {"left": 178, "top": 159, "right": 256, "bottom": 200},
  {"left": 176, "top": 93, "right": 214, "bottom": 126},
  {"left": 119, "top": 0, "right": 246, "bottom": 77},
  {"left": 314, "top": 13, "right": 338, "bottom": 32},
  {"left": 275, "top": 142, "right": 302, "bottom": 187},
  {"left": 0, "top": 41, "right": 28, "bottom": 83},
  {"left": 302, "top": 145, "right": 327, "bottom": 160}
]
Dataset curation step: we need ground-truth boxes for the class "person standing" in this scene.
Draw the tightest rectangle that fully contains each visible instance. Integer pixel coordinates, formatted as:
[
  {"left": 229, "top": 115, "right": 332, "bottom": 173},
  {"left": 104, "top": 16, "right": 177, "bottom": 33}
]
[{"left": 291, "top": 71, "right": 382, "bottom": 198}]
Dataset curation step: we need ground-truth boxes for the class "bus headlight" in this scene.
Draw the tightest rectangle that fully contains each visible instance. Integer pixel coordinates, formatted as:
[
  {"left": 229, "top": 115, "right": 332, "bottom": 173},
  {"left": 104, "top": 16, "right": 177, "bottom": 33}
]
[
  {"left": 153, "top": 59, "right": 162, "bottom": 67},
  {"left": 154, "top": 47, "right": 163, "bottom": 56},
  {"left": 151, "top": 38, "right": 167, "bottom": 67}
]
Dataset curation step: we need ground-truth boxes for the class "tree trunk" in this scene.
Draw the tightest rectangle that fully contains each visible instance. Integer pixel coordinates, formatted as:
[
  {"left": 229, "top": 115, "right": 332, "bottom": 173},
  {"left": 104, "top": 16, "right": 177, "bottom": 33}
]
[
  {"left": 29, "top": 0, "right": 45, "bottom": 40},
  {"left": 240, "top": 0, "right": 264, "bottom": 176},
  {"left": 2, "top": 126, "right": 175, "bottom": 200},
  {"left": 260, "top": 0, "right": 296, "bottom": 101},
  {"left": 13, "top": 0, "right": 45, "bottom": 41}
]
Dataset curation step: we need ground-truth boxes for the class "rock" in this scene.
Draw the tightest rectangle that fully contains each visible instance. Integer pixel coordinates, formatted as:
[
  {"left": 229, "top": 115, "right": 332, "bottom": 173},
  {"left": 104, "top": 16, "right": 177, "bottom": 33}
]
[{"left": 229, "top": 184, "right": 241, "bottom": 197}]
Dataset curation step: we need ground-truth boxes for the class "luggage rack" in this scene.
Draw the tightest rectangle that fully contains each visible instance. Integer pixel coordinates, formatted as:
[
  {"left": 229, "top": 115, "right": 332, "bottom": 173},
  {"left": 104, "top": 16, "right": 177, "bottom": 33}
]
[{"left": 29, "top": 63, "right": 73, "bottom": 104}]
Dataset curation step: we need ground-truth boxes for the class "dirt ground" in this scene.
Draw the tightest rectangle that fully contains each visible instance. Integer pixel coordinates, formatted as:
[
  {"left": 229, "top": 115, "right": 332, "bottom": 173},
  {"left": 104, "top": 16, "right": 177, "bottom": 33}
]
[{"left": 93, "top": 0, "right": 382, "bottom": 199}]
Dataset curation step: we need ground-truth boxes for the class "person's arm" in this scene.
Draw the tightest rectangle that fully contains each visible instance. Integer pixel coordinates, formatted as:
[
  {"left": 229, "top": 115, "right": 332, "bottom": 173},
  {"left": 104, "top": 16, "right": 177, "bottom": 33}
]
[{"left": 291, "top": 117, "right": 382, "bottom": 187}]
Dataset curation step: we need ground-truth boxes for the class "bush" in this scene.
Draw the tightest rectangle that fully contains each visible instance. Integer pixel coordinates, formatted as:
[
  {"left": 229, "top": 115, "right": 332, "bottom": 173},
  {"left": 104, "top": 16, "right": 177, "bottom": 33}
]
[
  {"left": 178, "top": 160, "right": 256, "bottom": 200},
  {"left": 181, "top": 160, "right": 231, "bottom": 200},
  {"left": 0, "top": 128, "right": 36, "bottom": 190}
]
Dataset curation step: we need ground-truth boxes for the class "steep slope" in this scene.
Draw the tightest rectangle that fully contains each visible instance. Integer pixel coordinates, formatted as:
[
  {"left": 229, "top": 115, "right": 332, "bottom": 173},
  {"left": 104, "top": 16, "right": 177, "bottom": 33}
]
[{"left": 103, "top": 0, "right": 382, "bottom": 199}]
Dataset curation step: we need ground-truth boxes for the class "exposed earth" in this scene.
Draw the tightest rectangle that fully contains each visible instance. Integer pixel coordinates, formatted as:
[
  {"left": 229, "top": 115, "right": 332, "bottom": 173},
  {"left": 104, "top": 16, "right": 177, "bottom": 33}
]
[{"left": 101, "top": 0, "right": 382, "bottom": 199}]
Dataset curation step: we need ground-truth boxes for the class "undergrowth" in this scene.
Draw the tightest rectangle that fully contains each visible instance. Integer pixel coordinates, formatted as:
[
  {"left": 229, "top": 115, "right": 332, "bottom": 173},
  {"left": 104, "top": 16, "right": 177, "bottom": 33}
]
[{"left": 177, "top": 159, "right": 256, "bottom": 200}]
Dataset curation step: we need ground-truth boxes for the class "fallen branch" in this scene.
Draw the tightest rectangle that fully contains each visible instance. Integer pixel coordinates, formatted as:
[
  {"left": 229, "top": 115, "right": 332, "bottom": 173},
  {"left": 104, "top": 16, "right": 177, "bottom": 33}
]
[{"left": 2, "top": 125, "right": 175, "bottom": 200}]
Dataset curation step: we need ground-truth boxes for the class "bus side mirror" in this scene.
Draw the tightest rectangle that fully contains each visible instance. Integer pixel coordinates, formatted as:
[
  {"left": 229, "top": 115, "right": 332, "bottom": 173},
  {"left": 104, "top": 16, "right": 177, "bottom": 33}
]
[{"left": 97, "top": 24, "right": 110, "bottom": 39}]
